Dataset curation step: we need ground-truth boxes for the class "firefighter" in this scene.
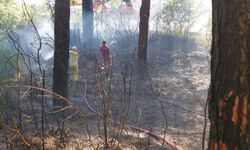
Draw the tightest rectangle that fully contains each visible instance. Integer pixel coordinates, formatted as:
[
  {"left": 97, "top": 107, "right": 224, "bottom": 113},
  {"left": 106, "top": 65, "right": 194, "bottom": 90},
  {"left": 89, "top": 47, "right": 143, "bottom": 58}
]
[
  {"left": 100, "top": 41, "right": 112, "bottom": 76},
  {"left": 69, "top": 46, "right": 80, "bottom": 81}
]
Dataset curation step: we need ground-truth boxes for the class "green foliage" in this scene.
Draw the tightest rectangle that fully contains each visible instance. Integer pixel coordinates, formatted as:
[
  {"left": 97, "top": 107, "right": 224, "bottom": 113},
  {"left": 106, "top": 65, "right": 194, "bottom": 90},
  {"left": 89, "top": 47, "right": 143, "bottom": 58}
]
[
  {"left": 69, "top": 82, "right": 81, "bottom": 97},
  {"left": 110, "top": 0, "right": 123, "bottom": 8},
  {"left": 0, "top": 48, "right": 26, "bottom": 81},
  {"left": 0, "top": 0, "right": 24, "bottom": 34},
  {"left": 0, "top": 49, "right": 14, "bottom": 74},
  {"left": 0, "top": 0, "right": 53, "bottom": 39},
  {"left": 71, "top": 0, "right": 81, "bottom": 3},
  {"left": 26, "top": 4, "right": 52, "bottom": 22},
  {"left": 0, "top": 50, "right": 13, "bottom": 85},
  {"left": 161, "top": 0, "right": 194, "bottom": 36}
]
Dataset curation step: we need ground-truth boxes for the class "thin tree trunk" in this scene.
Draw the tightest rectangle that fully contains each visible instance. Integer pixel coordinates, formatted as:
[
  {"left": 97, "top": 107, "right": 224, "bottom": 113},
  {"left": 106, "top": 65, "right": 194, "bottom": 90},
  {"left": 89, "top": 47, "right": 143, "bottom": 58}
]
[
  {"left": 137, "top": 0, "right": 150, "bottom": 80},
  {"left": 82, "top": 0, "right": 94, "bottom": 49},
  {"left": 53, "top": 0, "right": 70, "bottom": 107},
  {"left": 208, "top": 0, "right": 250, "bottom": 149}
]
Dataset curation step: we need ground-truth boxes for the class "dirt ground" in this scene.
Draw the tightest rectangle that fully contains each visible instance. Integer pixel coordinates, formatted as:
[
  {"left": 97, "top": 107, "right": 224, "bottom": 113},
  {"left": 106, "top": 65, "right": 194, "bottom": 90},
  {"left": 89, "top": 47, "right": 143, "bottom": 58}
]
[
  {"left": 67, "top": 35, "right": 210, "bottom": 150},
  {"left": 0, "top": 34, "right": 210, "bottom": 150}
]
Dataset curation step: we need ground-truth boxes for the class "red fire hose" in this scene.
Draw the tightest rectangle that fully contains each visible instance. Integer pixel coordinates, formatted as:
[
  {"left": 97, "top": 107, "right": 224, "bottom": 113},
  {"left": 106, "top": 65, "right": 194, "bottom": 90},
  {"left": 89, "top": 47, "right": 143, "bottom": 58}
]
[{"left": 82, "top": 80, "right": 180, "bottom": 150}]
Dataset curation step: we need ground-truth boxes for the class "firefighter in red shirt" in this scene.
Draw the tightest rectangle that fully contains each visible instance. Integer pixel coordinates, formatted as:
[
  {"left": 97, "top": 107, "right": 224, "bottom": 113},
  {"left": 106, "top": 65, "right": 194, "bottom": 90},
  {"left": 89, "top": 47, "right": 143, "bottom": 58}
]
[{"left": 100, "top": 41, "right": 112, "bottom": 75}]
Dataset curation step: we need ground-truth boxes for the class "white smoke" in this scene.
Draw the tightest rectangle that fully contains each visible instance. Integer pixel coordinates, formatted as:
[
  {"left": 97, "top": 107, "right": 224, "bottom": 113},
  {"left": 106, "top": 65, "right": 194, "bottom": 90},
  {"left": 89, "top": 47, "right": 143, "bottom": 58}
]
[{"left": 15, "top": 0, "right": 45, "bottom": 5}]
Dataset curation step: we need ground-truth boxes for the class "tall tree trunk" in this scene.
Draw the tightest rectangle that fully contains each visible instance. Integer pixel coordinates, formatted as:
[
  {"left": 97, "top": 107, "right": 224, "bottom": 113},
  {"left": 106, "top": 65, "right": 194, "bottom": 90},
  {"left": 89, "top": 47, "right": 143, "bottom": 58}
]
[
  {"left": 208, "top": 0, "right": 250, "bottom": 149},
  {"left": 82, "top": 0, "right": 94, "bottom": 49},
  {"left": 53, "top": 0, "right": 70, "bottom": 107},
  {"left": 137, "top": 0, "right": 150, "bottom": 79}
]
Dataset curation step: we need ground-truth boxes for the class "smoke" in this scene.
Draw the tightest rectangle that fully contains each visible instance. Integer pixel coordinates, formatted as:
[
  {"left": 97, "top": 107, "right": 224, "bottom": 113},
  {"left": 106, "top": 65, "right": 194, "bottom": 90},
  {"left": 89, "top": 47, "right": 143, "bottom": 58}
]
[
  {"left": 1, "top": 15, "right": 54, "bottom": 71},
  {"left": 17, "top": 19, "right": 54, "bottom": 59},
  {"left": 7, "top": 0, "right": 55, "bottom": 66},
  {"left": 4, "top": 0, "right": 211, "bottom": 67},
  {"left": 36, "top": 20, "right": 54, "bottom": 61}
]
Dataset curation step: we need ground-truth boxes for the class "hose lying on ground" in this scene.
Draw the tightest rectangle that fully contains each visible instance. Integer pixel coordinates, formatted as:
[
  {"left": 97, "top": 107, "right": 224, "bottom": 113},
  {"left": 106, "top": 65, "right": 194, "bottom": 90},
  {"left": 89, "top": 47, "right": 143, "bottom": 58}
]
[{"left": 82, "top": 80, "right": 180, "bottom": 150}]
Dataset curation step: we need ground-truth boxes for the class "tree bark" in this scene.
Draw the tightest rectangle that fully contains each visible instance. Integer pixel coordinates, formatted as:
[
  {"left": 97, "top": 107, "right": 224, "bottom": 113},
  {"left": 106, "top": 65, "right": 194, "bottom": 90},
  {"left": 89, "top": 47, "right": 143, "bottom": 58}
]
[
  {"left": 82, "top": 0, "right": 94, "bottom": 49},
  {"left": 208, "top": 0, "right": 250, "bottom": 149},
  {"left": 53, "top": 0, "right": 70, "bottom": 107},
  {"left": 137, "top": 0, "right": 150, "bottom": 79}
]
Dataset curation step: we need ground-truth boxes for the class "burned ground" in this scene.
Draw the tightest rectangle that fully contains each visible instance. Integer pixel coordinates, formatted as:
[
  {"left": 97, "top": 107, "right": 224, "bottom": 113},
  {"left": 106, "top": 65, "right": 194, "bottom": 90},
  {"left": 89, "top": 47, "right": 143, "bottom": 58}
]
[{"left": 0, "top": 33, "right": 210, "bottom": 150}]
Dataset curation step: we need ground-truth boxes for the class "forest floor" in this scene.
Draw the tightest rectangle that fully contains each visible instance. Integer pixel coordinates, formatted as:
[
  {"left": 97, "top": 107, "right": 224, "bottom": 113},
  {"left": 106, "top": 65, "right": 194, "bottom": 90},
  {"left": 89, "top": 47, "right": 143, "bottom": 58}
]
[
  {"left": 0, "top": 34, "right": 210, "bottom": 150},
  {"left": 64, "top": 34, "right": 211, "bottom": 150}
]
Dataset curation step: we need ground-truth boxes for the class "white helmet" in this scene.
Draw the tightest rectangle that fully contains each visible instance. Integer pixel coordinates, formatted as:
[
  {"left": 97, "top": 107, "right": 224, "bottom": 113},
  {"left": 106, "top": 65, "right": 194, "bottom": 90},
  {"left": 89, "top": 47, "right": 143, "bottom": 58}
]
[{"left": 72, "top": 46, "right": 77, "bottom": 50}]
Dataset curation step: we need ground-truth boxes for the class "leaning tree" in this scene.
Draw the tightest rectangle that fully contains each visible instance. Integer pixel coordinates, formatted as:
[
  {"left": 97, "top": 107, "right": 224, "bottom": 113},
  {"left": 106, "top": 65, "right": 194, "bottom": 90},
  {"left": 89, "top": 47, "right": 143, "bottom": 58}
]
[{"left": 208, "top": 0, "right": 250, "bottom": 149}]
